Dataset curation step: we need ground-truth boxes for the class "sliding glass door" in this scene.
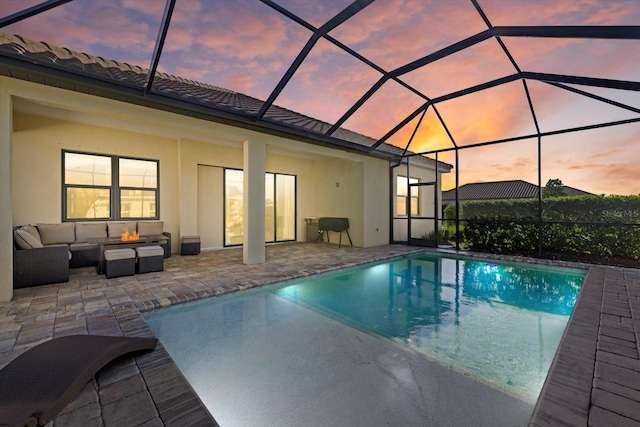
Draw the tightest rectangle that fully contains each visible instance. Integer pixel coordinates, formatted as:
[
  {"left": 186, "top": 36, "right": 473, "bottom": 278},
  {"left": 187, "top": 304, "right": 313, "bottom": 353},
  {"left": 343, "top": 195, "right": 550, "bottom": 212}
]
[
  {"left": 224, "top": 169, "right": 296, "bottom": 246},
  {"left": 224, "top": 169, "right": 244, "bottom": 245},
  {"left": 276, "top": 174, "right": 295, "bottom": 241}
]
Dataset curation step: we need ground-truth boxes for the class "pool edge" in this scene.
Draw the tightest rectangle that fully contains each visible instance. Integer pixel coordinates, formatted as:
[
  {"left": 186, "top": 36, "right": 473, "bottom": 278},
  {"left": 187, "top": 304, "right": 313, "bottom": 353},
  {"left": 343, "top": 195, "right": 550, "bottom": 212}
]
[{"left": 528, "top": 266, "right": 604, "bottom": 426}]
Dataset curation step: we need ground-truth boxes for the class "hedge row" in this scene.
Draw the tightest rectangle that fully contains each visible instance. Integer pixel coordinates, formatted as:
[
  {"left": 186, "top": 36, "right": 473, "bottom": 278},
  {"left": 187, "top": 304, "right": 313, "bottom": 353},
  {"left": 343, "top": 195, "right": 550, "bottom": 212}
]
[
  {"left": 443, "top": 195, "right": 640, "bottom": 260},
  {"left": 444, "top": 195, "right": 640, "bottom": 223}
]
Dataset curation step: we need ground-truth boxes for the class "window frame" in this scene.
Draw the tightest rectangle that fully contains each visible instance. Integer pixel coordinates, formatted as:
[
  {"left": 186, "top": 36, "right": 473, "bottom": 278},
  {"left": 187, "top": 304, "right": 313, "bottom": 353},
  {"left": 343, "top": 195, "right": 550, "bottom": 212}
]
[
  {"left": 223, "top": 168, "right": 297, "bottom": 247},
  {"left": 62, "top": 150, "right": 160, "bottom": 222},
  {"left": 397, "top": 175, "right": 419, "bottom": 217}
]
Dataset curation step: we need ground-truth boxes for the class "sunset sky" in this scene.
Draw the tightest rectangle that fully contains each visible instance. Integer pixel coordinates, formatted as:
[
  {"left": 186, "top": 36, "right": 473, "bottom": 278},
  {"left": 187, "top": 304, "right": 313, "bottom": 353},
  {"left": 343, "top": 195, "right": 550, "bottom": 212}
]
[{"left": 2, "top": 0, "right": 638, "bottom": 195}]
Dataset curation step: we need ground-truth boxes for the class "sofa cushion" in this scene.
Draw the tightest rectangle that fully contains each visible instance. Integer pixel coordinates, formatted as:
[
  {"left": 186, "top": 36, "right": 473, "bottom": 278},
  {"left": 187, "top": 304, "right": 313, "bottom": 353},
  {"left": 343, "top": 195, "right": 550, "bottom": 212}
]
[
  {"left": 37, "top": 223, "right": 75, "bottom": 245},
  {"left": 69, "top": 242, "right": 99, "bottom": 251},
  {"left": 22, "top": 225, "right": 42, "bottom": 243},
  {"left": 75, "top": 222, "right": 107, "bottom": 242},
  {"left": 15, "top": 229, "right": 44, "bottom": 249},
  {"left": 137, "top": 221, "right": 163, "bottom": 237},
  {"left": 108, "top": 222, "right": 137, "bottom": 238}
]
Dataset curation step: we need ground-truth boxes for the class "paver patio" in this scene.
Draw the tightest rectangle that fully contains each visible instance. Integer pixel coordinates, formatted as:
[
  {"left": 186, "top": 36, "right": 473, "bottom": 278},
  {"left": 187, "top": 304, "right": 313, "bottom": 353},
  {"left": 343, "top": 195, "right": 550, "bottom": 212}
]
[{"left": 1, "top": 243, "right": 638, "bottom": 426}]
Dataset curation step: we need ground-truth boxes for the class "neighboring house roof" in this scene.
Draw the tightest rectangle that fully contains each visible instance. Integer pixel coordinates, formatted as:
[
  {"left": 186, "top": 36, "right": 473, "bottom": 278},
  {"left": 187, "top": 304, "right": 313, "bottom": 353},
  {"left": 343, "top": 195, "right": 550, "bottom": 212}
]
[
  {"left": 0, "top": 33, "right": 453, "bottom": 173},
  {"left": 559, "top": 185, "right": 592, "bottom": 197},
  {"left": 442, "top": 180, "right": 592, "bottom": 203}
]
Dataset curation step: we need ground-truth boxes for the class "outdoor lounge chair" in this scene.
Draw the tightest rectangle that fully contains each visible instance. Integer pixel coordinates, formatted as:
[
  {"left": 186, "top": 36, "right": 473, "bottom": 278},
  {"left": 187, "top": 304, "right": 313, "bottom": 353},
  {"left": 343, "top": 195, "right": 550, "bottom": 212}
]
[{"left": 0, "top": 334, "right": 158, "bottom": 427}]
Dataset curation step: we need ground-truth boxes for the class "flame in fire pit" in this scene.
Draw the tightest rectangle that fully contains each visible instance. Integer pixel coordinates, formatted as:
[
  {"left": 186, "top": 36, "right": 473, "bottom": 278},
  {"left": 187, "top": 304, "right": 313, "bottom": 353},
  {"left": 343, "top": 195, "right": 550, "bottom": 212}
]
[{"left": 121, "top": 228, "right": 140, "bottom": 241}]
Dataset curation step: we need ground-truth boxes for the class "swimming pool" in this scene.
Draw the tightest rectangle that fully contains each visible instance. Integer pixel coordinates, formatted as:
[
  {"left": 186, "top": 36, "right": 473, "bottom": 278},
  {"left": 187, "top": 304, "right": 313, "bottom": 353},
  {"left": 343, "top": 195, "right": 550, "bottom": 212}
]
[{"left": 145, "top": 252, "right": 585, "bottom": 426}]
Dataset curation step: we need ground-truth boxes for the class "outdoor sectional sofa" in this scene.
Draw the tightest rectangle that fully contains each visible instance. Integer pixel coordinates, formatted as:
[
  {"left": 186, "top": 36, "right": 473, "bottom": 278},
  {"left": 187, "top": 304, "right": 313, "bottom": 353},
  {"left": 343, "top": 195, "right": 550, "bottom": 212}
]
[{"left": 12, "top": 221, "right": 171, "bottom": 289}]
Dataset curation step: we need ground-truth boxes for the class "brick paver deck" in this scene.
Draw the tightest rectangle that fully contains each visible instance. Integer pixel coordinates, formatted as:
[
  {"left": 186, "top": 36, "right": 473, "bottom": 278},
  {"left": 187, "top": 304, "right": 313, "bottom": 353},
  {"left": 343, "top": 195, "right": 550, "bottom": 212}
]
[
  {"left": 530, "top": 266, "right": 640, "bottom": 427},
  {"left": 1, "top": 242, "right": 638, "bottom": 426}
]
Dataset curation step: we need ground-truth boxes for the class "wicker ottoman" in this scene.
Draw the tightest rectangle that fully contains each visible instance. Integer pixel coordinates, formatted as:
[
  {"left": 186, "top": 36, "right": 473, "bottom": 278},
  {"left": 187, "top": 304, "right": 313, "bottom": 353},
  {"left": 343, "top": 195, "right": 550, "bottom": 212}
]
[
  {"left": 136, "top": 245, "right": 164, "bottom": 273},
  {"left": 104, "top": 248, "right": 135, "bottom": 279},
  {"left": 181, "top": 236, "right": 201, "bottom": 255}
]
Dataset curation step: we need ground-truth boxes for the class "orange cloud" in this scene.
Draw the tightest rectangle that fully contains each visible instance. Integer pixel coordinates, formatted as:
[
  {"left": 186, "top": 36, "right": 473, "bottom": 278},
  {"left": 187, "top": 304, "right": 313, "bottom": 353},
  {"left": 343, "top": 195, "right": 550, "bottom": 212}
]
[
  {"left": 434, "top": 81, "right": 537, "bottom": 146},
  {"left": 387, "top": 108, "right": 455, "bottom": 154},
  {"left": 588, "top": 149, "right": 625, "bottom": 160}
]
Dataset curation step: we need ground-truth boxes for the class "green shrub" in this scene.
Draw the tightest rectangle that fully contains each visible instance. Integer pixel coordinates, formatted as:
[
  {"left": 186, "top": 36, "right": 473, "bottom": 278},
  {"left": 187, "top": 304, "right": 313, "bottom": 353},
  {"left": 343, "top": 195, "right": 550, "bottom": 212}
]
[
  {"left": 422, "top": 228, "right": 450, "bottom": 241},
  {"left": 449, "top": 195, "right": 640, "bottom": 260}
]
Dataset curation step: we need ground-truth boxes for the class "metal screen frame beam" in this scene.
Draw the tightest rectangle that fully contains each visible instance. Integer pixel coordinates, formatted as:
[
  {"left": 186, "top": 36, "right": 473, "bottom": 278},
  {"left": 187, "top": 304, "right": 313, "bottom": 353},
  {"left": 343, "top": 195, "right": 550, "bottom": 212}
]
[
  {"left": 0, "top": 0, "right": 73, "bottom": 28},
  {"left": 544, "top": 81, "right": 640, "bottom": 114},
  {"left": 144, "top": 0, "right": 175, "bottom": 95},
  {"left": 256, "top": 0, "right": 374, "bottom": 120},
  {"left": 492, "top": 26, "right": 640, "bottom": 40}
]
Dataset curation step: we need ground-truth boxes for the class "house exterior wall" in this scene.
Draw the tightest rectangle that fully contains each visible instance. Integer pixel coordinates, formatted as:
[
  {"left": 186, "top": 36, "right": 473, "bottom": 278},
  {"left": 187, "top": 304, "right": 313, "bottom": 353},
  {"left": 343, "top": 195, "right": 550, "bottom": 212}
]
[
  {"left": 12, "top": 115, "right": 180, "bottom": 238},
  {"left": 0, "top": 75, "right": 445, "bottom": 301},
  {"left": 363, "top": 158, "right": 391, "bottom": 247},
  {"left": 0, "top": 81, "right": 12, "bottom": 302},
  {"left": 315, "top": 157, "right": 365, "bottom": 246}
]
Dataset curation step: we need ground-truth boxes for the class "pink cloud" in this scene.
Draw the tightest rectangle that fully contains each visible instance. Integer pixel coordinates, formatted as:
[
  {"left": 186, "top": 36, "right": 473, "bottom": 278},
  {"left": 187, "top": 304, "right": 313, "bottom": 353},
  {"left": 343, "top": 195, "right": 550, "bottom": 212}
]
[
  {"left": 173, "top": 66, "right": 208, "bottom": 81},
  {"left": 120, "top": 0, "right": 166, "bottom": 17},
  {"left": 164, "top": 27, "right": 194, "bottom": 52},
  {"left": 331, "top": 0, "right": 488, "bottom": 71},
  {"left": 1, "top": 0, "right": 42, "bottom": 16},
  {"left": 225, "top": 74, "right": 257, "bottom": 94},
  {"left": 341, "top": 79, "right": 427, "bottom": 139},
  {"left": 480, "top": 0, "right": 640, "bottom": 26},
  {"left": 401, "top": 37, "right": 516, "bottom": 99},
  {"left": 3, "top": 0, "right": 159, "bottom": 66}
]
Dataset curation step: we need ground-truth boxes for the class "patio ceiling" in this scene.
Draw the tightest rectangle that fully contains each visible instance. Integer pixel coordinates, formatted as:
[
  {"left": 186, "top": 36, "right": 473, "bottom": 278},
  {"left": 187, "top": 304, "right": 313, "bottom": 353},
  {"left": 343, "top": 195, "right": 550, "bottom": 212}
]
[{"left": 0, "top": 0, "right": 639, "bottom": 170}]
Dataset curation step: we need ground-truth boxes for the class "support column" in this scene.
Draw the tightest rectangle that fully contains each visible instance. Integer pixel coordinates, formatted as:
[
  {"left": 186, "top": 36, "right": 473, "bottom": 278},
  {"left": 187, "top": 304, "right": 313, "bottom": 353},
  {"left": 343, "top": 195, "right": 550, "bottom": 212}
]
[
  {"left": 0, "top": 82, "right": 13, "bottom": 301},
  {"left": 243, "top": 139, "right": 265, "bottom": 264}
]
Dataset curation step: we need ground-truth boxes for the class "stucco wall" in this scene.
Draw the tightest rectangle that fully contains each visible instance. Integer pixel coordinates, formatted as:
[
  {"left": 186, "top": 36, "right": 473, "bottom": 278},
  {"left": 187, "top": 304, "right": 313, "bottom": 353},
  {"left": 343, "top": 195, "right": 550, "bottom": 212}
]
[
  {"left": 315, "top": 157, "right": 365, "bottom": 246},
  {"left": 363, "top": 158, "right": 391, "bottom": 247},
  {"left": 11, "top": 115, "right": 181, "bottom": 250}
]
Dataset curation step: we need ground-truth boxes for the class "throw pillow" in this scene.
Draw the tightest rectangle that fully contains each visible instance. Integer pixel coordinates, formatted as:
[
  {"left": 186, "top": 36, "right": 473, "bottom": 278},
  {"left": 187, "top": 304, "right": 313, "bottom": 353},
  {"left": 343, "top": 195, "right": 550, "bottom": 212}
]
[{"left": 15, "top": 229, "right": 44, "bottom": 249}]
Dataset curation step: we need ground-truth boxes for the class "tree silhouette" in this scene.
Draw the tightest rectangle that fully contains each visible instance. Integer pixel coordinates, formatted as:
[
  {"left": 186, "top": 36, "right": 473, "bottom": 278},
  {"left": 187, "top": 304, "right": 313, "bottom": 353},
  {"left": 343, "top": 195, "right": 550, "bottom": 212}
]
[{"left": 543, "top": 178, "right": 565, "bottom": 198}]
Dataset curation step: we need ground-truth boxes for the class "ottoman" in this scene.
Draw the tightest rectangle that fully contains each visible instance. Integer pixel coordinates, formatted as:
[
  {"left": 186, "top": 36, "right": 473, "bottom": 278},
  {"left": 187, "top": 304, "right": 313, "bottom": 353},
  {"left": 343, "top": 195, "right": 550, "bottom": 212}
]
[
  {"left": 136, "top": 245, "right": 165, "bottom": 273},
  {"left": 181, "top": 236, "right": 201, "bottom": 255},
  {"left": 104, "top": 248, "right": 135, "bottom": 279}
]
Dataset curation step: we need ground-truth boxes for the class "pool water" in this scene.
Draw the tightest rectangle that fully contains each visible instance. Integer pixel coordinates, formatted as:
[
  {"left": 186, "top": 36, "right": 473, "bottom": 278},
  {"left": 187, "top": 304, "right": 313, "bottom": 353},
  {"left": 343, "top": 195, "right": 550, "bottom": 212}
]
[
  {"left": 273, "top": 253, "right": 585, "bottom": 401},
  {"left": 145, "top": 253, "right": 585, "bottom": 426}
]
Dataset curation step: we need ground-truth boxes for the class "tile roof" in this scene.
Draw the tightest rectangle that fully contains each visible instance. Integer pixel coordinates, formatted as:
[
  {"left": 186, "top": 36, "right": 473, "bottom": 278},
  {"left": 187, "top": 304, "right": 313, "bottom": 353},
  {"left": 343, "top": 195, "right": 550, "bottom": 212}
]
[
  {"left": 559, "top": 185, "right": 593, "bottom": 197},
  {"left": 442, "top": 180, "right": 592, "bottom": 203},
  {"left": 0, "top": 33, "right": 452, "bottom": 172}
]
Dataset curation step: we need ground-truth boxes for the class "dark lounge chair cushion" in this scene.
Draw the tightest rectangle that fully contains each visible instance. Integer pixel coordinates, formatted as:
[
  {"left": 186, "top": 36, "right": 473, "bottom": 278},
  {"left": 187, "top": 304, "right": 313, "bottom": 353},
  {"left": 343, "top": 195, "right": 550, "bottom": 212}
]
[{"left": 0, "top": 335, "right": 157, "bottom": 427}]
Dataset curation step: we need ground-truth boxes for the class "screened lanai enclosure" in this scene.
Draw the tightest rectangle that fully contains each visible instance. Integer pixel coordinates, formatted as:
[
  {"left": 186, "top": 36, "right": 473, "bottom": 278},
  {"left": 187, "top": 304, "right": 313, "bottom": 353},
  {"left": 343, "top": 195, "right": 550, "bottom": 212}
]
[{"left": 1, "top": 0, "right": 639, "bottom": 263}]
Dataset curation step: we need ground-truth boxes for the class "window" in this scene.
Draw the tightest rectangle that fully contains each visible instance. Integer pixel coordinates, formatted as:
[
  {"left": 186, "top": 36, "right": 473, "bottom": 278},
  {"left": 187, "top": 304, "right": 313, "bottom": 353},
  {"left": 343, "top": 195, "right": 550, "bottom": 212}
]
[
  {"left": 224, "top": 169, "right": 244, "bottom": 245},
  {"left": 224, "top": 169, "right": 296, "bottom": 246},
  {"left": 63, "top": 151, "right": 159, "bottom": 221},
  {"left": 397, "top": 176, "right": 419, "bottom": 216}
]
